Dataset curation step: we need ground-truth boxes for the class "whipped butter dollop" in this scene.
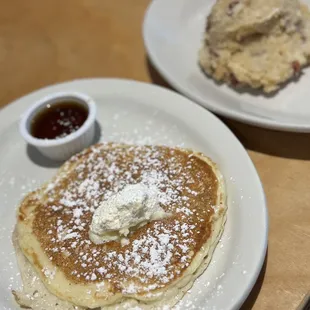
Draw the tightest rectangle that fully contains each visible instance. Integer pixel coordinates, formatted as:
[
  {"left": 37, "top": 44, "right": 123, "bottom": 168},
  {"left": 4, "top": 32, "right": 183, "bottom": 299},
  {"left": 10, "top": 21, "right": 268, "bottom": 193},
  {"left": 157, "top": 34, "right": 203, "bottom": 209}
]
[{"left": 89, "top": 183, "right": 169, "bottom": 244}]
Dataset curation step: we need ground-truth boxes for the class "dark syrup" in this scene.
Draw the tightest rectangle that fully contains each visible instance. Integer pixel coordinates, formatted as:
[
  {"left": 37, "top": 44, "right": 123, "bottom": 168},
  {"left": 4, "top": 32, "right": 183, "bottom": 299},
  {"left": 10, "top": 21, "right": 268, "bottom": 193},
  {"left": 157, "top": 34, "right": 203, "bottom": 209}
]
[{"left": 31, "top": 101, "right": 88, "bottom": 140}]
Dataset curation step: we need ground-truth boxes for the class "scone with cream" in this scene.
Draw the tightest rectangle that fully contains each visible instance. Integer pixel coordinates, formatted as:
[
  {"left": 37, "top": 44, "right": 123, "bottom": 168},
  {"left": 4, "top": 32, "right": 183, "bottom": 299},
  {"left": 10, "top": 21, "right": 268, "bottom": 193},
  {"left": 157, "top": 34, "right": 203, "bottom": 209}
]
[{"left": 199, "top": 0, "right": 310, "bottom": 92}]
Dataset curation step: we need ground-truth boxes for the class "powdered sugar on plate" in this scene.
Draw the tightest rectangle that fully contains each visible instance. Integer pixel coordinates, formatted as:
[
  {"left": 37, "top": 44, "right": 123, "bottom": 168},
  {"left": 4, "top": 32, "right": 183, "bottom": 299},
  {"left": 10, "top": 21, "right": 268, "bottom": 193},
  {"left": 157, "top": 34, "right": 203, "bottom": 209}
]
[{"left": 101, "top": 110, "right": 187, "bottom": 147}]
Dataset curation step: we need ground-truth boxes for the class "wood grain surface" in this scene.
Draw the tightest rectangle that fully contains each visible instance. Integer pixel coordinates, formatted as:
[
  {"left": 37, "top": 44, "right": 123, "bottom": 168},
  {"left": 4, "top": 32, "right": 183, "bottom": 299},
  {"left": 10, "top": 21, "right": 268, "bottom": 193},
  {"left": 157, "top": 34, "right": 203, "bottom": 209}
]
[{"left": 1, "top": 1, "right": 309, "bottom": 309}]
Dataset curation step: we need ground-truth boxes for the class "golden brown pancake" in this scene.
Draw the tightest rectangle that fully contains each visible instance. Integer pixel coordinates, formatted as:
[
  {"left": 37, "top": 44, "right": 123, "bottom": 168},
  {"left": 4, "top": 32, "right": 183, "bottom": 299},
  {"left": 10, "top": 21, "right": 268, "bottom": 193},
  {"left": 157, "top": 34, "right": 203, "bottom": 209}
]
[{"left": 14, "top": 143, "right": 226, "bottom": 309}]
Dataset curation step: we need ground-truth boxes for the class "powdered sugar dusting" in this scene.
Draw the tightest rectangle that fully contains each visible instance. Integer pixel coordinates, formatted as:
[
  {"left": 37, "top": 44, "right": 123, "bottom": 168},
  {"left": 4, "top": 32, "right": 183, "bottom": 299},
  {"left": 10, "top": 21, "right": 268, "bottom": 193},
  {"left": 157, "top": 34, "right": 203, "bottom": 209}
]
[
  {"left": 28, "top": 144, "right": 219, "bottom": 297},
  {"left": 102, "top": 111, "right": 186, "bottom": 147}
]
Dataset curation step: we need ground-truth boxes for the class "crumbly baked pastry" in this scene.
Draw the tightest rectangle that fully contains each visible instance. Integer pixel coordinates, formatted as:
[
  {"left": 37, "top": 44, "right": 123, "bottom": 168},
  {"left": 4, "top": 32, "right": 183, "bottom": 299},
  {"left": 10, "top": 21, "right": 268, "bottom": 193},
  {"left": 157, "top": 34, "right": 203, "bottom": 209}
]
[{"left": 199, "top": 0, "right": 310, "bottom": 92}]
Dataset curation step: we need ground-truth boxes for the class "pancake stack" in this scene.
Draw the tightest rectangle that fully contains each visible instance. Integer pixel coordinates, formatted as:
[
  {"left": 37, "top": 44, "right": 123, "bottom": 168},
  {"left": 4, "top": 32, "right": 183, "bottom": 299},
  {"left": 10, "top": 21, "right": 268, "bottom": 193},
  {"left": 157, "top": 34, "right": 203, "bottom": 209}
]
[{"left": 13, "top": 143, "right": 227, "bottom": 309}]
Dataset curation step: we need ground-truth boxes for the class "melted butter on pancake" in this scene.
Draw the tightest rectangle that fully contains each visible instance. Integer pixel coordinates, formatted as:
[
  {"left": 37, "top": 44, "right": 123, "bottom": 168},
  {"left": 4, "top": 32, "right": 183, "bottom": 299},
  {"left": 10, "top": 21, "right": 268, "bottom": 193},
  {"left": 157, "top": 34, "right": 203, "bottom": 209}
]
[{"left": 15, "top": 143, "right": 226, "bottom": 308}]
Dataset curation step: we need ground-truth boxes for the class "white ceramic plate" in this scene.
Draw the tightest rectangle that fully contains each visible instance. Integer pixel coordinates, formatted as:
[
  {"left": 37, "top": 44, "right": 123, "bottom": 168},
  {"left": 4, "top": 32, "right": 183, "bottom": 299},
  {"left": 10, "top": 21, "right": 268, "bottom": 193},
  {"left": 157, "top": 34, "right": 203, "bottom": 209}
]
[
  {"left": 0, "top": 79, "right": 267, "bottom": 310},
  {"left": 143, "top": 0, "right": 310, "bottom": 132}
]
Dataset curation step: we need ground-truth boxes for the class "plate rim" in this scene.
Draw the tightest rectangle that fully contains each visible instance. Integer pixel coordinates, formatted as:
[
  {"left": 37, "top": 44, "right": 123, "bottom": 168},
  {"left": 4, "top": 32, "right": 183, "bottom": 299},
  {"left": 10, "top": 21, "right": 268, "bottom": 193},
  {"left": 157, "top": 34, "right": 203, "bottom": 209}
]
[
  {"left": 143, "top": 0, "right": 310, "bottom": 133},
  {"left": 0, "top": 78, "right": 268, "bottom": 310}
]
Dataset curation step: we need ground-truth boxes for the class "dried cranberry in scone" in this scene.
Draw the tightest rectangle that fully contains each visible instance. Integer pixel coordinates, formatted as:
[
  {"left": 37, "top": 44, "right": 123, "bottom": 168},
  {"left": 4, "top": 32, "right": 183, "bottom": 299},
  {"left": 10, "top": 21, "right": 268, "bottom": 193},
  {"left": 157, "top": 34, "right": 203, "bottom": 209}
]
[{"left": 292, "top": 61, "right": 301, "bottom": 75}]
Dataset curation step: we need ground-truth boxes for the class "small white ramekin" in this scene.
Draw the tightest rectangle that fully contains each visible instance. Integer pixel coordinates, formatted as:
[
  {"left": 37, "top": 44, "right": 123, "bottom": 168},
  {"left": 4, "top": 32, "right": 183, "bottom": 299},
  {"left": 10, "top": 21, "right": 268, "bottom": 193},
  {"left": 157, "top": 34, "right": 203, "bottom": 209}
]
[{"left": 20, "top": 91, "right": 97, "bottom": 161}]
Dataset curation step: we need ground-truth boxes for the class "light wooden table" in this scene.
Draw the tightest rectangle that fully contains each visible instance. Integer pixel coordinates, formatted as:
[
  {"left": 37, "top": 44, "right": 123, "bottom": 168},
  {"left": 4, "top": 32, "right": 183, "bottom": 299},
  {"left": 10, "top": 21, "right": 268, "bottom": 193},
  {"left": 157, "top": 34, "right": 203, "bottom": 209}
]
[{"left": 1, "top": 1, "right": 309, "bottom": 309}]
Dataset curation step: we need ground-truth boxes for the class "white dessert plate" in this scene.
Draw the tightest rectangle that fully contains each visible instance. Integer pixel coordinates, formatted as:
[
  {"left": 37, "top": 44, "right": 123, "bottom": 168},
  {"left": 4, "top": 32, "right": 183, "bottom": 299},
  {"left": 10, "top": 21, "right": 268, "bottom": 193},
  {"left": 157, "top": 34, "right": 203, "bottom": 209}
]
[
  {"left": 143, "top": 0, "right": 310, "bottom": 132},
  {"left": 0, "top": 78, "right": 267, "bottom": 310}
]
